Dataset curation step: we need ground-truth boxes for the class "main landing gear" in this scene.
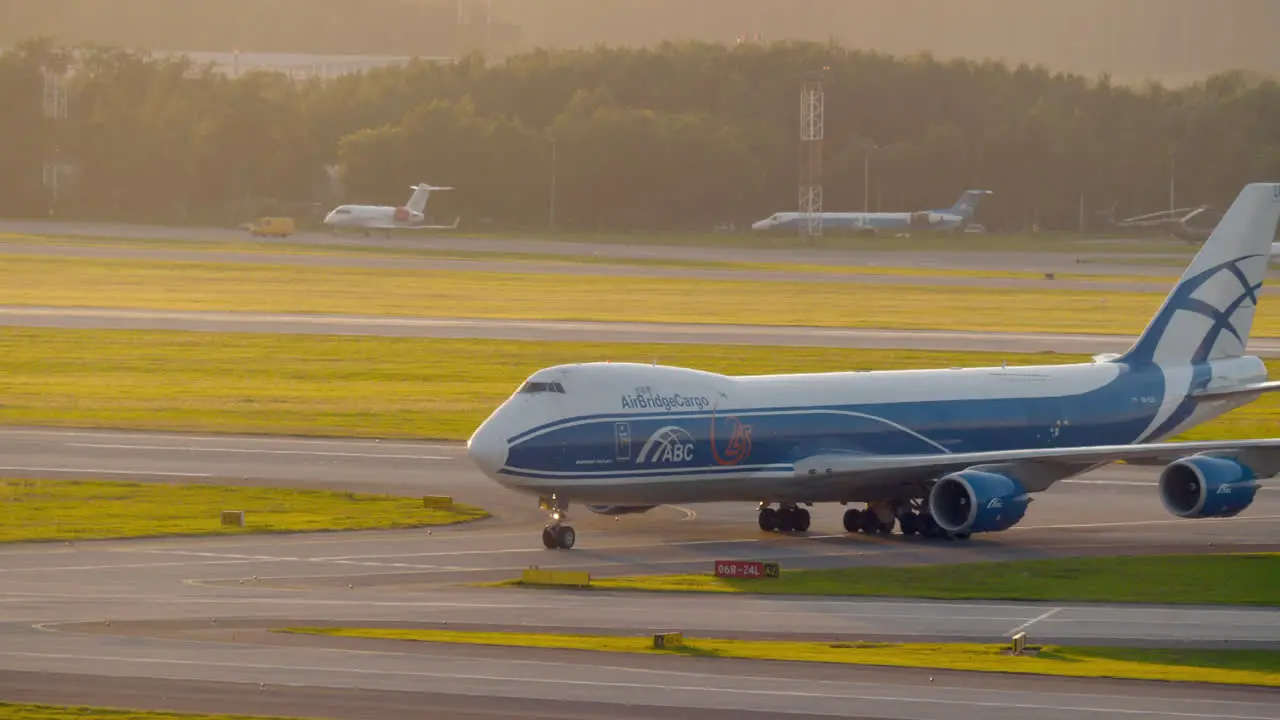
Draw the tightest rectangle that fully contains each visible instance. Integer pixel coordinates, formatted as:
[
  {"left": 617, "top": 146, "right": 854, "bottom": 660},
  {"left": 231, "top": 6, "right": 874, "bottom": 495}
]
[
  {"left": 841, "top": 499, "right": 970, "bottom": 541},
  {"left": 757, "top": 503, "right": 812, "bottom": 533},
  {"left": 539, "top": 495, "right": 576, "bottom": 549},
  {"left": 755, "top": 499, "right": 971, "bottom": 540}
]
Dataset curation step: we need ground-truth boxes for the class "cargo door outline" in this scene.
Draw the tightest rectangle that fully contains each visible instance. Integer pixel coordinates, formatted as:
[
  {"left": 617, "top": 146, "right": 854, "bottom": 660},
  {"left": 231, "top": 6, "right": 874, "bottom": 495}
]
[{"left": 615, "top": 422, "right": 631, "bottom": 461}]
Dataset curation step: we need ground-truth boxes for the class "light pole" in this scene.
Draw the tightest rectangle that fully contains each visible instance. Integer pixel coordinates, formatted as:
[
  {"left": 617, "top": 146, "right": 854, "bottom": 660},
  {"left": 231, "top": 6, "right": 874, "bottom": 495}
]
[
  {"left": 1168, "top": 150, "right": 1176, "bottom": 214},
  {"left": 549, "top": 137, "right": 558, "bottom": 231},
  {"left": 863, "top": 142, "right": 878, "bottom": 213}
]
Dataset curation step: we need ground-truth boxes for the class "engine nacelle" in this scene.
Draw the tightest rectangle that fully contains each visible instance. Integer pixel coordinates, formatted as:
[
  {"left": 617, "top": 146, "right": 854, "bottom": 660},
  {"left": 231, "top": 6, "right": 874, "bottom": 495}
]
[
  {"left": 585, "top": 505, "right": 658, "bottom": 516},
  {"left": 928, "top": 470, "right": 1031, "bottom": 535},
  {"left": 1158, "top": 456, "right": 1260, "bottom": 519}
]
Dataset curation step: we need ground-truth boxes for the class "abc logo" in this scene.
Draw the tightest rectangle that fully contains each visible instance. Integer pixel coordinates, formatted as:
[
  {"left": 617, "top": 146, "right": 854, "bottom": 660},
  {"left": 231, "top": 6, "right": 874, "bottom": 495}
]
[{"left": 637, "top": 426, "right": 696, "bottom": 464}]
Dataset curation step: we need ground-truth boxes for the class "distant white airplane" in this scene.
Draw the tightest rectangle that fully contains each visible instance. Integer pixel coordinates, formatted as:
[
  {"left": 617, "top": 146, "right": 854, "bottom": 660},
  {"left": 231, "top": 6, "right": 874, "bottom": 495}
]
[
  {"left": 323, "top": 183, "right": 460, "bottom": 235},
  {"left": 751, "top": 189, "right": 992, "bottom": 234},
  {"left": 470, "top": 182, "right": 1280, "bottom": 550}
]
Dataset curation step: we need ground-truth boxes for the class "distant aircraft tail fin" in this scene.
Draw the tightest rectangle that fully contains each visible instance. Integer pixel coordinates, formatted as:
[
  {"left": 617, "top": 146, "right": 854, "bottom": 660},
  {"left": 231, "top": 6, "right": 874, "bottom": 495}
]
[
  {"left": 945, "top": 189, "right": 992, "bottom": 219},
  {"left": 406, "top": 183, "right": 454, "bottom": 215},
  {"left": 1120, "top": 183, "right": 1280, "bottom": 366}
]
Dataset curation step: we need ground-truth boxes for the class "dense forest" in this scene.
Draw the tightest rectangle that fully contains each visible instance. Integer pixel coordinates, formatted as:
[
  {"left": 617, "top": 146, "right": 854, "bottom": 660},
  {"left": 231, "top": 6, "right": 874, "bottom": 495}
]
[{"left": 2, "top": 37, "right": 1279, "bottom": 232}]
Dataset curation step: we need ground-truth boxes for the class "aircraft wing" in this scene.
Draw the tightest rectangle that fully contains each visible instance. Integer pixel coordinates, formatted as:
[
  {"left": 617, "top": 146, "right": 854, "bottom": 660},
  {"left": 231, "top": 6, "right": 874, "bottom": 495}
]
[
  {"left": 360, "top": 218, "right": 461, "bottom": 230},
  {"left": 794, "top": 438, "right": 1280, "bottom": 490}
]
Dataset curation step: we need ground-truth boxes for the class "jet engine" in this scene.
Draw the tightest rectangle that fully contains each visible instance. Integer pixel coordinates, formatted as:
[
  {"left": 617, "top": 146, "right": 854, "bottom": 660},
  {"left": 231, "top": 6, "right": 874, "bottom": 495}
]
[
  {"left": 585, "top": 505, "right": 658, "bottom": 515},
  {"left": 909, "top": 211, "right": 944, "bottom": 227},
  {"left": 928, "top": 470, "right": 1030, "bottom": 535},
  {"left": 1158, "top": 456, "right": 1260, "bottom": 519}
]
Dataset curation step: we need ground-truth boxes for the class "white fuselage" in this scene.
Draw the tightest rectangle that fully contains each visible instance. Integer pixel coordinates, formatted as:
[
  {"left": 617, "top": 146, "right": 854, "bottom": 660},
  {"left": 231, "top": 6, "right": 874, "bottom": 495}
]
[
  {"left": 323, "top": 204, "right": 424, "bottom": 229},
  {"left": 467, "top": 356, "right": 1264, "bottom": 506}
]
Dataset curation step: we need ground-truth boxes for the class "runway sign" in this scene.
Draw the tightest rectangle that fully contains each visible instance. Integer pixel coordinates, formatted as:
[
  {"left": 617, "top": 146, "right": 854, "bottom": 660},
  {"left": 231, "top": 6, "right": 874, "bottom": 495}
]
[
  {"left": 713, "top": 560, "right": 780, "bottom": 579},
  {"left": 221, "top": 510, "right": 245, "bottom": 527},
  {"left": 521, "top": 568, "right": 591, "bottom": 587},
  {"left": 652, "top": 632, "right": 684, "bottom": 649}
]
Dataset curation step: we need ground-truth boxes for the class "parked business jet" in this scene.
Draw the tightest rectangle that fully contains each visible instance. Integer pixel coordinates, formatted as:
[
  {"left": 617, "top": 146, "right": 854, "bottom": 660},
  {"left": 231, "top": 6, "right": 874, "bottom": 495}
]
[
  {"left": 322, "top": 183, "right": 460, "bottom": 235},
  {"left": 750, "top": 189, "right": 992, "bottom": 234},
  {"left": 469, "top": 183, "right": 1280, "bottom": 550}
]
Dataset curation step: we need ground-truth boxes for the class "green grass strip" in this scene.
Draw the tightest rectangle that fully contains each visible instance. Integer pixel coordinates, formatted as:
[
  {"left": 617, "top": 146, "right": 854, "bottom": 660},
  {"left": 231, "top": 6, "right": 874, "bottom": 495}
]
[
  {"left": 3, "top": 328, "right": 1280, "bottom": 441},
  {"left": 278, "top": 627, "right": 1280, "bottom": 687},
  {"left": 0, "top": 478, "right": 486, "bottom": 543},
  {"left": 0, "top": 254, "right": 1258, "bottom": 337},
  {"left": 565, "top": 554, "right": 1280, "bottom": 606}
]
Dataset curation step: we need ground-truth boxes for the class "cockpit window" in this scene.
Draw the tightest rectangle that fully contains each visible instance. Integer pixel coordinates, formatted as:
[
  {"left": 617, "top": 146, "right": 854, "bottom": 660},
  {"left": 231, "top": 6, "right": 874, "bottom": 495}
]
[{"left": 519, "top": 381, "right": 566, "bottom": 394}]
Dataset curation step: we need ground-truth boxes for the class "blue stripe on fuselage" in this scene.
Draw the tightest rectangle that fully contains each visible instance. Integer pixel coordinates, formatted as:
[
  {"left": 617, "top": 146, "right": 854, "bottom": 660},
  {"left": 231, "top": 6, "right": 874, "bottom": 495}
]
[{"left": 501, "top": 364, "right": 1168, "bottom": 480}]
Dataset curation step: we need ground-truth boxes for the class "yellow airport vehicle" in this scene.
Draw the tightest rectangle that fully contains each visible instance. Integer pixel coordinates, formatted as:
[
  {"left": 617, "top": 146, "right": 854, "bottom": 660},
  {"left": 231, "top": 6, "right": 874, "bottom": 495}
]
[{"left": 247, "top": 216, "right": 296, "bottom": 238}]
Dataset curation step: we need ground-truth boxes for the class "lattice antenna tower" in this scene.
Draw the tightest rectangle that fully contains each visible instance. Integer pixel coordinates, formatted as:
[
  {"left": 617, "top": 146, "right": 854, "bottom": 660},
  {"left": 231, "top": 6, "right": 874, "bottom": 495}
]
[
  {"left": 42, "top": 68, "right": 68, "bottom": 120},
  {"left": 41, "top": 67, "right": 70, "bottom": 214},
  {"left": 799, "top": 77, "right": 824, "bottom": 242}
]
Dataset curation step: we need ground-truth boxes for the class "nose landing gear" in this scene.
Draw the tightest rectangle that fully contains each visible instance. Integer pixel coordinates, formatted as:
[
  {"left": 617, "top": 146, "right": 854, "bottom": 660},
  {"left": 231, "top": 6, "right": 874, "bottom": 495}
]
[{"left": 539, "top": 495, "right": 576, "bottom": 549}]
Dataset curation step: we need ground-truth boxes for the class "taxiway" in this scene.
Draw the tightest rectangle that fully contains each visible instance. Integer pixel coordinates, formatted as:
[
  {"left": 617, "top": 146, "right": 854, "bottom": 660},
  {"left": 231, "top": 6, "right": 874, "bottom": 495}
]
[{"left": 7, "top": 305, "right": 1280, "bottom": 357}]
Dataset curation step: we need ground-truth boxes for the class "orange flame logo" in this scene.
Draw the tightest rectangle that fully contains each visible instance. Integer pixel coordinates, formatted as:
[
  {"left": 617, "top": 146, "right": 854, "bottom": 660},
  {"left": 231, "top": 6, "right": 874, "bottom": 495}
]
[{"left": 710, "top": 416, "right": 753, "bottom": 466}]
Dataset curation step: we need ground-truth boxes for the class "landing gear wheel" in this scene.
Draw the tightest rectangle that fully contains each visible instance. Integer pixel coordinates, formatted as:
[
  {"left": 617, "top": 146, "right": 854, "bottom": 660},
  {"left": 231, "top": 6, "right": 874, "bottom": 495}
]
[
  {"left": 860, "top": 509, "right": 891, "bottom": 534},
  {"left": 541, "top": 527, "right": 557, "bottom": 549},
  {"left": 843, "top": 508, "right": 863, "bottom": 533},
  {"left": 793, "top": 508, "right": 811, "bottom": 532},
  {"left": 918, "top": 514, "right": 941, "bottom": 539},
  {"left": 758, "top": 507, "right": 778, "bottom": 532},
  {"left": 554, "top": 525, "right": 576, "bottom": 549},
  {"left": 899, "top": 512, "right": 919, "bottom": 536},
  {"left": 775, "top": 507, "right": 796, "bottom": 533}
]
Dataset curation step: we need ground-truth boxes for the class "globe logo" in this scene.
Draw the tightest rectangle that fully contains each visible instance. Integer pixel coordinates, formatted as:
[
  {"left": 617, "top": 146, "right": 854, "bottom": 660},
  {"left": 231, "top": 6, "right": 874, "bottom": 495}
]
[{"left": 636, "top": 426, "right": 696, "bottom": 464}]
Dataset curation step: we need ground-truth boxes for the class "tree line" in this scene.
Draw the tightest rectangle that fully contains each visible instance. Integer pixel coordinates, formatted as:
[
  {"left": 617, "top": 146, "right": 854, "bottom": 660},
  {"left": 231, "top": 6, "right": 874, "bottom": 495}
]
[{"left": 2, "top": 37, "right": 1279, "bottom": 233}]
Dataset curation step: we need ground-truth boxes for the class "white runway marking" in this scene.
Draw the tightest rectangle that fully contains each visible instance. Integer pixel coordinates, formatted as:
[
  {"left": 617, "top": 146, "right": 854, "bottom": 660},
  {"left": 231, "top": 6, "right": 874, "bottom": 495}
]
[
  {"left": 0, "top": 651, "right": 1272, "bottom": 719},
  {"left": 1015, "top": 515, "right": 1280, "bottom": 531},
  {"left": 0, "top": 466, "right": 212, "bottom": 477},
  {"left": 67, "top": 443, "right": 452, "bottom": 460},
  {"left": 1007, "top": 607, "right": 1062, "bottom": 635},
  {"left": 1061, "top": 479, "right": 1156, "bottom": 486}
]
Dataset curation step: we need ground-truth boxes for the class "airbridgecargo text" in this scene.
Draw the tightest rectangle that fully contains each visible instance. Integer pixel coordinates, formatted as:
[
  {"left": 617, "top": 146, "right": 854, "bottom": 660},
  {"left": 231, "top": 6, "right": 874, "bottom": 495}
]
[{"left": 620, "top": 393, "right": 711, "bottom": 411}]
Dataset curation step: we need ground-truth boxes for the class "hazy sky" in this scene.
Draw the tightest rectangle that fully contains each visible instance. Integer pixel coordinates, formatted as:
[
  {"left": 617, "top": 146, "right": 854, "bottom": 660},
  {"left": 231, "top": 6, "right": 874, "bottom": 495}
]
[
  {"left": 500, "top": 0, "right": 1280, "bottom": 81},
  {"left": 3, "top": 0, "right": 1278, "bottom": 82}
]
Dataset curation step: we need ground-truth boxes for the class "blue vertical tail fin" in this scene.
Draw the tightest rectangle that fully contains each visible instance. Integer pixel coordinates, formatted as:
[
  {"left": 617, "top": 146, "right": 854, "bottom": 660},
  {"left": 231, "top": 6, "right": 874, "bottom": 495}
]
[
  {"left": 944, "top": 190, "right": 992, "bottom": 219},
  {"left": 1120, "top": 183, "right": 1280, "bottom": 367}
]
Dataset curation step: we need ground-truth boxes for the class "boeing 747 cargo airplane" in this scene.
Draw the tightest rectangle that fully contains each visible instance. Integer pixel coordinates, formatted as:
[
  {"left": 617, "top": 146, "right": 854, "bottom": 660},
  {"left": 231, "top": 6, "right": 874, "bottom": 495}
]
[
  {"left": 469, "top": 183, "right": 1280, "bottom": 550},
  {"left": 750, "top": 189, "right": 992, "bottom": 234},
  {"left": 323, "top": 183, "right": 459, "bottom": 235}
]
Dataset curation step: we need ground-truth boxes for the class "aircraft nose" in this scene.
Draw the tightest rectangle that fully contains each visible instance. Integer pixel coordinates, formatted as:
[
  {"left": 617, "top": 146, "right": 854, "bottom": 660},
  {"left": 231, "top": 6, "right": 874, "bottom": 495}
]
[{"left": 466, "top": 415, "right": 508, "bottom": 477}]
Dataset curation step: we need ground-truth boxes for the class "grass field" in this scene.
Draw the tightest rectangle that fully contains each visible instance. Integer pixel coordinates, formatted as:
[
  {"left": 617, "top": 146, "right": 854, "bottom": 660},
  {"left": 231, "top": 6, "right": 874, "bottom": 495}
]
[
  {"left": 0, "top": 254, "right": 1250, "bottom": 337},
  {"left": 0, "top": 705, "right": 306, "bottom": 720},
  {"left": 0, "top": 478, "right": 486, "bottom": 543},
  {"left": 4, "top": 328, "right": 1280, "bottom": 441},
  {"left": 278, "top": 627, "right": 1280, "bottom": 687},
  {"left": 0, "top": 232, "right": 1178, "bottom": 282},
  {"left": 560, "top": 554, "right": 1280, "bottom": 606}
]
